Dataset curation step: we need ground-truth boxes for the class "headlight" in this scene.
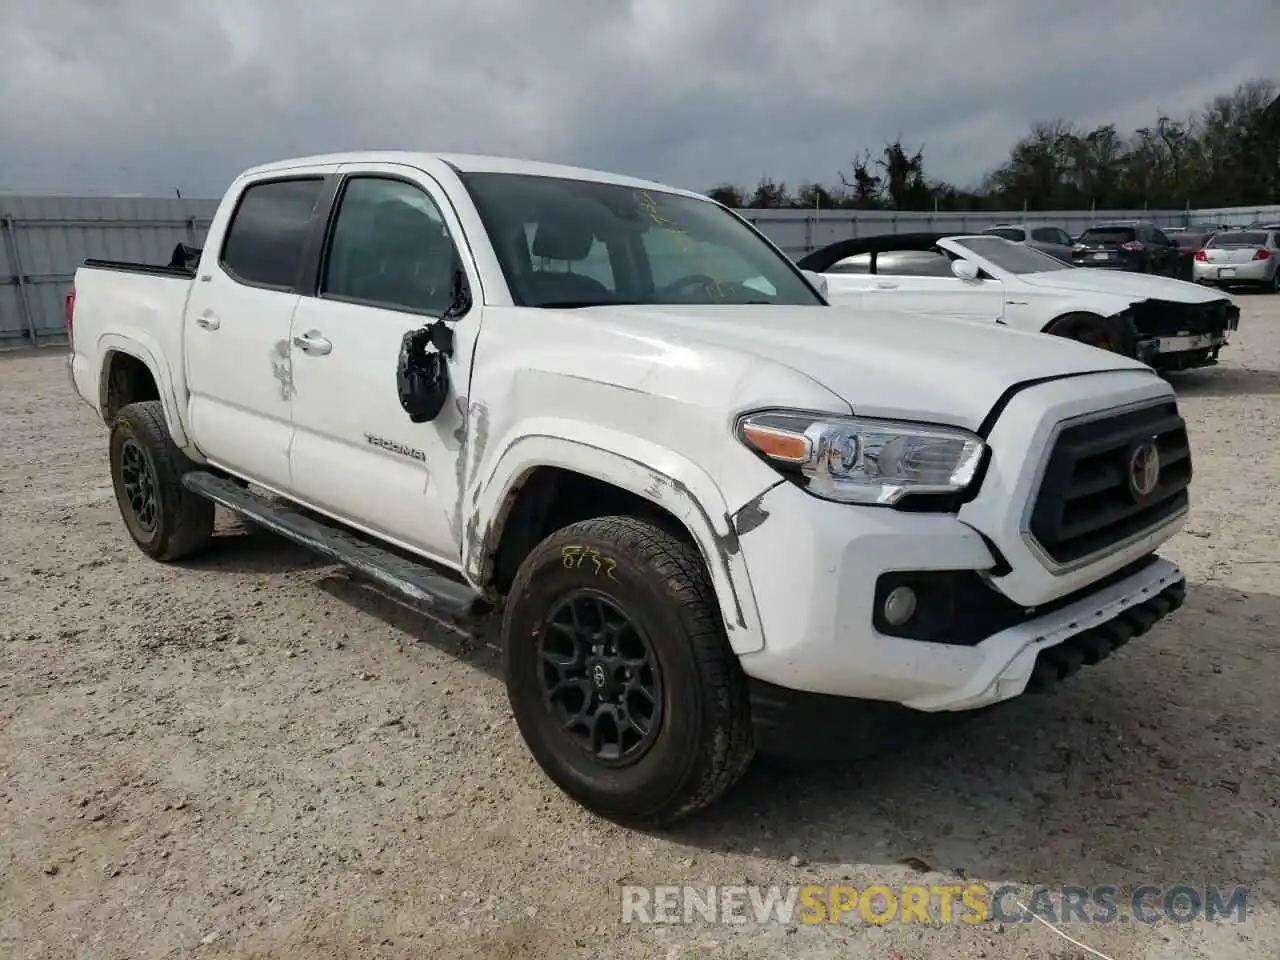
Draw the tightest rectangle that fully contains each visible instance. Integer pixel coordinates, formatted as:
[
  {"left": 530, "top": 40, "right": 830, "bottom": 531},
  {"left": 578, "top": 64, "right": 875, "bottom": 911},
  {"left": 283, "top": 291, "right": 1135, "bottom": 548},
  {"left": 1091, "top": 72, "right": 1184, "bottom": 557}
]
[{"left": 735, "top": 409, "right": 987, "bottom": 506}]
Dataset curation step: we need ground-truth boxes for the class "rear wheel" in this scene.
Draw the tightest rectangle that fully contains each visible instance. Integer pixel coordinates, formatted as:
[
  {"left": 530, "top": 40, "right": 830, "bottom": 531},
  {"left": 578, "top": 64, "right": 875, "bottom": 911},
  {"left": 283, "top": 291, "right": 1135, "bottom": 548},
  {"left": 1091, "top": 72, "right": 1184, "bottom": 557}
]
[
  {"left": 501, "top": 516, "right": 754, "bottom": 826},
  {"left": 109, "top": 400, "right": 214, "bottom": 561}
]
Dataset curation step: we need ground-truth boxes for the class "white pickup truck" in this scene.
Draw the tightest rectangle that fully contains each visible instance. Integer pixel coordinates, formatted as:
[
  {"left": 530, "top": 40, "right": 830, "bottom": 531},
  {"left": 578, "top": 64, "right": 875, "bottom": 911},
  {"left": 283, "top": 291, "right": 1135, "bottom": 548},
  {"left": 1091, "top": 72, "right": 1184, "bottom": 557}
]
[{"left": 67, "top": 152, "right": 1191, "bottom": 825}]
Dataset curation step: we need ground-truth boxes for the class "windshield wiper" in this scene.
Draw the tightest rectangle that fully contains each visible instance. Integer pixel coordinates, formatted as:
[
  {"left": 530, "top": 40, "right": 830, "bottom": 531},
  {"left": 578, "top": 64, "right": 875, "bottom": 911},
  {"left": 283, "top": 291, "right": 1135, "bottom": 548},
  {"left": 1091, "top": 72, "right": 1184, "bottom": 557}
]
[{"left": 534, "top": 300, "right": 640, "bottom": 309}]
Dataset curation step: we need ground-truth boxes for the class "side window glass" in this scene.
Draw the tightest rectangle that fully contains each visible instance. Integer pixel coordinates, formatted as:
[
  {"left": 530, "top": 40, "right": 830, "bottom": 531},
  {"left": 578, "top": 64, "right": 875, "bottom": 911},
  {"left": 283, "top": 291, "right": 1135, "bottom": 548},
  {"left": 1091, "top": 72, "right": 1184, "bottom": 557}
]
[
  {"left": 827, "top": 252, "right": 871, "bottom": 274},
  {"left": 220, "top": 178, "right": 324, "bottom": 289},
  {"left": 877, "top": 249, "right": 954, "bottom": 277},
  {"left": 1151, "top": 229, "right": 1170, "bottom": 246},
  {"left": 1031, "top": 227, "right": 1056, "bottom": 243},
  {"left": 1056, "top": 229, "right": 1073, "bottom": 246},
  {"left": 322, "top": 177, "right": 457, "bottom": 314}
]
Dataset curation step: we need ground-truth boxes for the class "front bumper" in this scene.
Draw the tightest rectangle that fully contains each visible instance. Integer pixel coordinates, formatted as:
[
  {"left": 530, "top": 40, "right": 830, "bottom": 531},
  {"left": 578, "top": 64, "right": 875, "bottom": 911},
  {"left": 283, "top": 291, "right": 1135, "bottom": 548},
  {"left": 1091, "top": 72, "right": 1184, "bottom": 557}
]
[
  {"left": 1120, "top": 298, "right": 1239, "bottom": 364},
  {"left": 749, "top": 569, "right": 1186, "bottom": 760},
  {"left": 734, "top": 478, "right": 1186, "bottom": 714}
]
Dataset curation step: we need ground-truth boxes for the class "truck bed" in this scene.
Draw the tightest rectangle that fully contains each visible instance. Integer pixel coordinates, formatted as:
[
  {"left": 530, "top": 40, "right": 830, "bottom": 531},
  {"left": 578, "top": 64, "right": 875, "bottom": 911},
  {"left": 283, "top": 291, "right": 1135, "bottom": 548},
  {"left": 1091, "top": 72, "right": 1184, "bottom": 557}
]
[{"left": 68, "top": 257, "right": 199, "bottom": 420}]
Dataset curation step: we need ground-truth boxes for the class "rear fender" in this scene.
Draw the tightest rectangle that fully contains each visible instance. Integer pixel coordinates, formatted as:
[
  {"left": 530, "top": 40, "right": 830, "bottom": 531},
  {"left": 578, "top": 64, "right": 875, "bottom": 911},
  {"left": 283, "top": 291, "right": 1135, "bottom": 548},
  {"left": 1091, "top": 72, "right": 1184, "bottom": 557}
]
[{"left": 96, "top": 333, "right": 195, "bottom": 453}]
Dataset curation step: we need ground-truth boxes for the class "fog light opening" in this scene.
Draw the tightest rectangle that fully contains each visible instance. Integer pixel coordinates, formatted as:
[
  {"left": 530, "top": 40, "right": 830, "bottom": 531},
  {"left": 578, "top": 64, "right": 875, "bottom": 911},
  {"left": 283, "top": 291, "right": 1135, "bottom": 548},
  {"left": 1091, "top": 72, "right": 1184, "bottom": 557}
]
[{"left": 883, "top": 585, "right": 918, "bottom": 627}]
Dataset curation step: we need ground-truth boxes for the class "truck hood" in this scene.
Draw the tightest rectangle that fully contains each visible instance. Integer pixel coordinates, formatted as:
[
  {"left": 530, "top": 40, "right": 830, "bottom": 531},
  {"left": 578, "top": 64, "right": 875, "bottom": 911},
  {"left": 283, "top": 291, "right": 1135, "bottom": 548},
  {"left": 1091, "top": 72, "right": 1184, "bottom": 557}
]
[
  {"left": 1018, "top": 268, "right": 1224, "bottom": 303},
  {"left": 586, "top": 304, "right": 1152, "bottom": 431}
]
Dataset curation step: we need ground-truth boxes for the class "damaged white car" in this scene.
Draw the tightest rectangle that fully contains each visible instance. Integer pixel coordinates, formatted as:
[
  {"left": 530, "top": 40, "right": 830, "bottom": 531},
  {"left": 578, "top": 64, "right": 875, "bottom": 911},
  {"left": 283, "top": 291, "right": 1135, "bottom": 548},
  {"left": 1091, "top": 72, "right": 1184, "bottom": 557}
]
[{"left": 797, "top": 232, "right": 1239, "bottom": 371}]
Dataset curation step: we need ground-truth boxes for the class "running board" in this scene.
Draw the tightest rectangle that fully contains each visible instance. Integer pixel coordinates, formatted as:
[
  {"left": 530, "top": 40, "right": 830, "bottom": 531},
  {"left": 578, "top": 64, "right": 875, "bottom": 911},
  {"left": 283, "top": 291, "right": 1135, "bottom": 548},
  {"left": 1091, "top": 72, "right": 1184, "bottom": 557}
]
[{"left": 181, "top": 472, "right": 485, "bottom": 621}]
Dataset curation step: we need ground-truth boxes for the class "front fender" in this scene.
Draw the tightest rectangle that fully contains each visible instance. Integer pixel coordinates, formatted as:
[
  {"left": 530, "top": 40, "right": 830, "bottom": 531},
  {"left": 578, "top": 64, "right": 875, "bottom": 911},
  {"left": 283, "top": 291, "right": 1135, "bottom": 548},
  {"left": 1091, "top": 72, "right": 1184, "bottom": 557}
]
[
  {"left": 95, "top": 332, "right": 194, "bottom": 452},
  {"left": 1040, "top": 296, "right": 1135, "bottom": 331},
  {"left": 466, "top": 420, "right": 769, "bottom": 655}
]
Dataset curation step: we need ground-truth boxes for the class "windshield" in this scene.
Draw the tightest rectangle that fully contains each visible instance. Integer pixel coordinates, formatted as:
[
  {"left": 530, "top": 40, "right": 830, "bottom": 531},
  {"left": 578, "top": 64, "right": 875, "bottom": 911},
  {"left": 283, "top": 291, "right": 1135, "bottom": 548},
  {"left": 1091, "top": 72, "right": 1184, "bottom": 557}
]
[
  {"left": 983, "top": 227, "right": 1024, "bottom": 241},
  {"left": 1207, "top": 232, "right": 1266, "bottom": 247},
  {"left": 458, "top": 172, "right": 824, "bottom": 308},
  {"left": 1171, "top": 233, "right": 1209, "bottom": 248},
  {"left": 950, "top": 236, "right": 1073, "bottom": 274}
]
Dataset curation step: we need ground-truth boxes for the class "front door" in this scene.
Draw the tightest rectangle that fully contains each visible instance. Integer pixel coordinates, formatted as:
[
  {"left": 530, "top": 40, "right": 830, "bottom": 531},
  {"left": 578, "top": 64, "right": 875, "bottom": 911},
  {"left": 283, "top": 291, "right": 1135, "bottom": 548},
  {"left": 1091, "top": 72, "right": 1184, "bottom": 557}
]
[
  {"left": 287, "top": 167, "right": 481, "bottom": 569},
  {"left": 184, "top": 174, "right": 332, "bottom": 489},
  {"left": 861, "top": 248, "right": 1005, "bottom": 323},
  {"left": 818, "top": 251, "right": 873, "bottom": 307}
]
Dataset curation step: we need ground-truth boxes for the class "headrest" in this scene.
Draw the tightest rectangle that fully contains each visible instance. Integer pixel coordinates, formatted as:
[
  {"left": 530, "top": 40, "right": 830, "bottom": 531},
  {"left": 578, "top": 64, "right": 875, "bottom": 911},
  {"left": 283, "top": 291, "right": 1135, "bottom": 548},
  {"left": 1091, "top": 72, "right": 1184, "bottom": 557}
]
[
  {"left": 370, "top": 202, "right": 444, "bottom": 257},
  {"left": 531, "top": 214, "right": 595, "bottom": 261}
]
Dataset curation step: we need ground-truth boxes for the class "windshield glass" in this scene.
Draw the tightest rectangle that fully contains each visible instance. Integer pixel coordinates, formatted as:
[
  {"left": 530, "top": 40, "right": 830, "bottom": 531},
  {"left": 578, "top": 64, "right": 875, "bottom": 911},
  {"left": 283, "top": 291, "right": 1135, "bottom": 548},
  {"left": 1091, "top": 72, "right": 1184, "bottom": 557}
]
[
  {"left": 1171, "top": 233, "right": 1208, "bottom": 248},
  {"left": 1208, "top": 232, "right": 1266, "bottom": 247},
  {"left": 984, "top": 227, "right": 1024, "bottom": 241},
  {"left": 459, "top": 172, "right": 824, "bottom": 308},
  {"left": 951, "top": 236, "right": 1073, "bottom": 274}
]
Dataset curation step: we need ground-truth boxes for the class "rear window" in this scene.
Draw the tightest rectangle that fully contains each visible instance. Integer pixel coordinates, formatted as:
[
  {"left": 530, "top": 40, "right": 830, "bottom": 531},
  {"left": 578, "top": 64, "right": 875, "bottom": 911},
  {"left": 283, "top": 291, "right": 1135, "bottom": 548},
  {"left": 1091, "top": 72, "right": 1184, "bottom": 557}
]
[
  {"left": 220, "top": 177, "right": 325, "bottom": 288},
  {"left": 984, "top": 227, "right": 1024, "bottom": 241},
  {"left": 1079, "top": 227, "right": 1136, "bottom": 244},
  {"left": 1207, "top": 232, "right": 1266, "bottom": 247}
]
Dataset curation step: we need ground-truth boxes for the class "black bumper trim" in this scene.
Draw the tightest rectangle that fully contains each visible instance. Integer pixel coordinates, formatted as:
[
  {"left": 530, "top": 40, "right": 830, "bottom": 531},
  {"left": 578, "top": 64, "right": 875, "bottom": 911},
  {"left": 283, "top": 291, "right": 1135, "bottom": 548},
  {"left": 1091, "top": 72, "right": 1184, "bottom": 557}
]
[{"left": 747, "top": 576, "right": 1187, "bottom": 762}]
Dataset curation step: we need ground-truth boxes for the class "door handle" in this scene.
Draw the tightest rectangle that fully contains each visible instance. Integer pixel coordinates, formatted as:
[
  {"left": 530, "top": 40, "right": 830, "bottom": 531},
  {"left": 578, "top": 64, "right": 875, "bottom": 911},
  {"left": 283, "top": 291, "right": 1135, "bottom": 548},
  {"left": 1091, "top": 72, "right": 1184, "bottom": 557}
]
[
  {"left": 875, "top": 281, "right": 899, "bottom": 290},
  {"left": 292, "top": 330, "right": 332, "bottom": 356},
  {"left": 195, "top": 314, "right": 221, "bottom": 331}
]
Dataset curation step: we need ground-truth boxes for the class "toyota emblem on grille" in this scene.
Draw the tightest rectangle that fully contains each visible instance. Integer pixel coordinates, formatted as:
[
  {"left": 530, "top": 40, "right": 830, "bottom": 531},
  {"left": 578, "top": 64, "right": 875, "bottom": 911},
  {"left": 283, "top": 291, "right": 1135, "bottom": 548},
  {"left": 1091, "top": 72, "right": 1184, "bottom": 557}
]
[
  {"left": 591, "top": 663, "right": 608, "bottom": 688},
  {"left": 1128, "top": 441, "right": 1161, "bottom": 499}
]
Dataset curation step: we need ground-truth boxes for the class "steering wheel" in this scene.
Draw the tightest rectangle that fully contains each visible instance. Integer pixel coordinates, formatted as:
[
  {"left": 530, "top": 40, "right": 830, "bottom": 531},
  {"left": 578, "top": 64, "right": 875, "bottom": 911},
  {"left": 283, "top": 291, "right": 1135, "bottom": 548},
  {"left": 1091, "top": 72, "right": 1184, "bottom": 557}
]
[{"left": 661, "top": 273, "right": 724, "bottom": 301}]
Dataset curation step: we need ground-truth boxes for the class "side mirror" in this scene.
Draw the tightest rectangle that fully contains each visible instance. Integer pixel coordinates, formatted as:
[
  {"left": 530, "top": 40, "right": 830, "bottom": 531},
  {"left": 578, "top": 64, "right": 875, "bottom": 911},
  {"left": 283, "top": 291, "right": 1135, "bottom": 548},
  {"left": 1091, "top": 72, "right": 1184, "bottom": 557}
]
[
  {"left": 801, "top": 269, "right": 829, "bottom": 299},
  {"left": 951, "top": 259, "right": 980, "bottom": 282}
]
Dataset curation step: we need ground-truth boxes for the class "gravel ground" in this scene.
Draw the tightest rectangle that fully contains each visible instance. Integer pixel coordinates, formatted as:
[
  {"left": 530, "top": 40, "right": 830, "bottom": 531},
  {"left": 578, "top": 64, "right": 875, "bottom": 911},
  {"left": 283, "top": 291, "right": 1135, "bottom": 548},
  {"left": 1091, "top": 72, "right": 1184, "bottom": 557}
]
[{"left": 2, "top": 298, "right": 1279, "bottom": 960}]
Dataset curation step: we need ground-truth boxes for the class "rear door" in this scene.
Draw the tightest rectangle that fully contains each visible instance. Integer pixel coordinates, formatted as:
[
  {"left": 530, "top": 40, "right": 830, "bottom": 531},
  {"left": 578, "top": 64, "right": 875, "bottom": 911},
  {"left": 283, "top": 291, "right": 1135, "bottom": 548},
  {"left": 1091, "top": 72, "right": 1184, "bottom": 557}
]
[
  {"left": 184, "top": 170, "right": 335, "bottom": 489},
  {"left": 286, "top": 163, "right": 481, "bottom": 568},
  {"left": 860, "top": 247, "right": 1005, "bottom": 323}
]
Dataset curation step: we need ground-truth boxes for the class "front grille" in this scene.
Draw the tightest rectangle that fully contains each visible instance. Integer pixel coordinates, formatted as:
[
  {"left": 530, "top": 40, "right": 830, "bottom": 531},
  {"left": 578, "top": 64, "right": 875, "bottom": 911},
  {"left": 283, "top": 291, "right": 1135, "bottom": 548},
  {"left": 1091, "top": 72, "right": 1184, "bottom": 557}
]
[{"left": 1028, "top": 401, "right": 1191, "bottom": 566}]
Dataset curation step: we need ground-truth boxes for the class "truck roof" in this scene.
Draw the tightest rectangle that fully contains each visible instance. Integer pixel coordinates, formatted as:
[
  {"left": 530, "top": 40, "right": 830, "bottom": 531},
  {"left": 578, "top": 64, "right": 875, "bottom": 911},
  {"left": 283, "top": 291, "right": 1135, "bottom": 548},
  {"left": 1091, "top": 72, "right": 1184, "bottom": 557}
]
[{"left": 237, "top": 151, "right": 702, "bottom": 199}]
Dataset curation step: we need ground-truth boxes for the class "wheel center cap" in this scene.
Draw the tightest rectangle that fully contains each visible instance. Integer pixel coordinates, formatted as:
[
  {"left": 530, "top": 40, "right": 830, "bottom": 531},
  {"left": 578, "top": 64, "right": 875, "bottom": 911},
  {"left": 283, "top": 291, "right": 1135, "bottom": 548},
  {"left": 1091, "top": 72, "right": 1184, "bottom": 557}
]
[{"left": 587, "top": 658, "right": 615, "bottom": 696}]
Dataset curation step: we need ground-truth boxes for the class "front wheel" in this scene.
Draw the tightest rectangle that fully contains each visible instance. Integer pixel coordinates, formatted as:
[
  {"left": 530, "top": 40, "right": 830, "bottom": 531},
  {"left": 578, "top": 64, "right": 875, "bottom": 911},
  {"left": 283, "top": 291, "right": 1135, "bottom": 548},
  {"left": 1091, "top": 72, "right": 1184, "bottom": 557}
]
[
  {"left": 1044, "top": 312, "right": 1134, "bottom": 356},
  {"left": 501, "top": 516, "right": 755, "bottom": 826}
]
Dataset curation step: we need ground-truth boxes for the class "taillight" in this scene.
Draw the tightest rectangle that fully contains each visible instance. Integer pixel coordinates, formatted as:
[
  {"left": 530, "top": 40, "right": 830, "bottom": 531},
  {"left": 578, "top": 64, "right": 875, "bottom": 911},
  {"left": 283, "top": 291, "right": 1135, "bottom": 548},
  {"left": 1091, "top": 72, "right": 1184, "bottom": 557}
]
[
  {"left": 65, "top": 289, "right": 76, "bottom": 332},
  {"left": 1254, "top": 248, "right": 1271, "bottom": 261},
  {"left": 1194, "top": 250, "right": 1208, "bottom": 262},
  {"left": 1120, "top": 241, "right": 1144, "bottom": 252}
]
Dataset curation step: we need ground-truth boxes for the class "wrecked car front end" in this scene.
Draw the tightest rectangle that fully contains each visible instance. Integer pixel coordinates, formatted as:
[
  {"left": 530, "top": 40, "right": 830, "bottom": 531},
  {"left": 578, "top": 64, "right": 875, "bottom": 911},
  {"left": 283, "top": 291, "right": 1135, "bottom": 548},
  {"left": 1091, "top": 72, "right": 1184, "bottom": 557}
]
[{"left": 1114, "top": 297, "right": 1239, "bottom": 371}]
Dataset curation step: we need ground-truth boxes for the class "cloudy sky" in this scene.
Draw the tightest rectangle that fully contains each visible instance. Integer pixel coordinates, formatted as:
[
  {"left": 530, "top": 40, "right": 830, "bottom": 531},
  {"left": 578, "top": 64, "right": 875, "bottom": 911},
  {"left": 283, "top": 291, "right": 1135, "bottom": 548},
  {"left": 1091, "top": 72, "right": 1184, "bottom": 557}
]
[{"left": 2, "top": 0, "right": 1276, "bottom": 198}]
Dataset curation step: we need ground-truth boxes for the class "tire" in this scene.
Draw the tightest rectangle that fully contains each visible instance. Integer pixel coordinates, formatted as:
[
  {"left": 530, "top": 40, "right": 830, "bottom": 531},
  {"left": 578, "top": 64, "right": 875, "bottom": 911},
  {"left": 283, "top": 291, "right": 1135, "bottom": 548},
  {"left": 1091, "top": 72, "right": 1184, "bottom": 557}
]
[
  {"left": 1270, "top": 270, "right": 1280, "bottom": 294},
  {"left": 109, "top": 400, "right": 214, "bottom": 561},
  {"left": 1044, "top": 312, "right": 1135, "bottom": 357},
  {"left": 502, "top": 516, "right": 755, "bottom": 826}
]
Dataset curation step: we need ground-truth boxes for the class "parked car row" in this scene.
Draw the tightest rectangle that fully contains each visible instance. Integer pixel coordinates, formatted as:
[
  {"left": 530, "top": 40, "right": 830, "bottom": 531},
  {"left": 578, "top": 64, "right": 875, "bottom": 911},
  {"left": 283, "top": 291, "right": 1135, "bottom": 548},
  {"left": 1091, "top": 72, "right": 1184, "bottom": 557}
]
[{"left": 975, "top": 218, "right": 1279, "bottom": 288}]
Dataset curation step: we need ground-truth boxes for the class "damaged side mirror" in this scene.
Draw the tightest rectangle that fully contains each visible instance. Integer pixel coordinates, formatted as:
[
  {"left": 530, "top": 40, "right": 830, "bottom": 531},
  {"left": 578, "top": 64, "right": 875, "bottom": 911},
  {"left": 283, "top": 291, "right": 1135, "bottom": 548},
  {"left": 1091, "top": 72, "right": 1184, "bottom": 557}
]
[
  {"left": 396, "top": 266, "right": 471, "bottom": 424},
  {"left": 396, "top": 322, "right": 452, "bottom": 423}
]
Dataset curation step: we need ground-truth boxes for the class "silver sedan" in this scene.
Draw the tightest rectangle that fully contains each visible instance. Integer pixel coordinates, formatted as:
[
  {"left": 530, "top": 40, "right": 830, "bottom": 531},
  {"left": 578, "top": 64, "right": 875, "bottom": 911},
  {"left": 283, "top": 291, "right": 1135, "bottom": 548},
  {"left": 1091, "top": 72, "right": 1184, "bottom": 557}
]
[{"left": 1193, "top": 229, "right": 1280, "bottom": 292}]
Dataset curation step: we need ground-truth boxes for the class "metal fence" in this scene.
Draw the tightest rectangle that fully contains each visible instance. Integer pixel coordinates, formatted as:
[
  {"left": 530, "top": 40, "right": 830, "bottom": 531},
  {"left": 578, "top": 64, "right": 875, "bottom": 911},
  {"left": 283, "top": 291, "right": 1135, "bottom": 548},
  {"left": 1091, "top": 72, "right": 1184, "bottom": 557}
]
[
  {"left": 2, "top": 194, "right": 1279, "bottom": 348},
  {"left": 0, "top": 196, "right": 217, "bottom": 348}
]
